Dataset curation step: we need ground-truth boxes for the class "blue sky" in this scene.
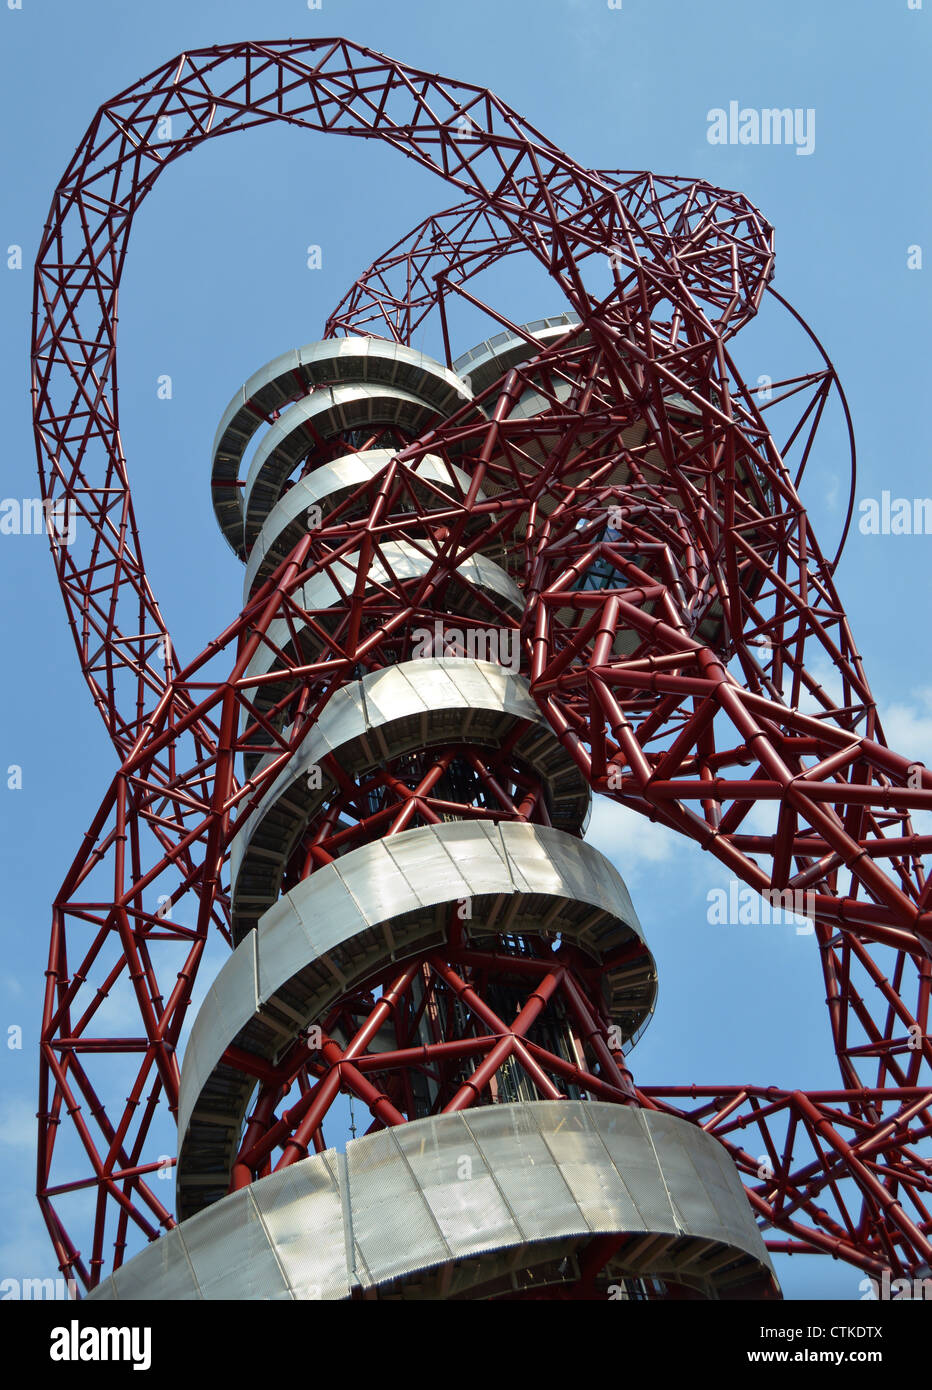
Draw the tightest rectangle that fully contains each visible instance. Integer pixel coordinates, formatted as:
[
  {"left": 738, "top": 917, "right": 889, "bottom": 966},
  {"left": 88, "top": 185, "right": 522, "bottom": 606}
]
[{"left": 0, "top": 0, "right": 929, "bottom": 1302}]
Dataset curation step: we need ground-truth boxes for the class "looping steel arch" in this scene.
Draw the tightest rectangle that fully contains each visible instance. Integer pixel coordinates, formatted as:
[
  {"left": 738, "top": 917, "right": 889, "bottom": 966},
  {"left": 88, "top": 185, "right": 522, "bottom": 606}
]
[
  {"left": 32, "top": 38, "right": 931, "bottom": 1294},
  {"left": 32, "top": 38, "right": 773, "bottom": 750},
  {"left": 324, "top": 181, "right": 857, "bottom": 571}
]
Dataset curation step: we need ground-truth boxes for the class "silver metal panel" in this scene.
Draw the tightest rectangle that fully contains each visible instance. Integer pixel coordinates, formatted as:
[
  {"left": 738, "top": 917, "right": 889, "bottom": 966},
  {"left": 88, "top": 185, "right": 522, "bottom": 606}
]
[
  {"left": 181, "top": 1186, "right": 288, "bottom": 1301},
  {"left": 253, "top": 891, "right": 318, "bottom": 1001},
  {"left": 363, "top": 662, "right": 460, "bottom": 725},
  {"left": 90, "top": 1102, "right": 777, "bottom": 1301},
  {"left": 452, "top": 659, "right": 516, "bottom": 708},
  {"left": 242, "top": 385, "right": 445, "bottom": 540},
  {"left": 389, "top": 1119, "right": 517, "bottom": 1256},
  {"left": 230, "top": 656, "right": 588, "bottom": 931},
  {"left": 452, "top": 314, "right": 585, "bottom": 397},
  {"left": 469, "top": 1118, "right": 581, "bottom": 1243},
  {"left": 252, "top": 1157, "right": 348, "bottom": 1301},
  {"left": 179, "top": 935, "right": 259, "bottom": 1138},
  {"left": 243, "top": 448, "right": 479, "bottom": 595},
  {"left": 424, "top": 817, "right": 511, "bottom": 895},
  {"left": 215, "top": 339, "right": 473, "bottom": 465},
  {"left": 538, "top": 1106, "right": 653, "bottom": 1233},
  {"left": 178, "top": 822, "right": 652, "bottom": 1157},
  {"left": 211, "top": 337, "right": 475, "bottom": 557},
  {"left": 336, "top": 836, "right": 437, "bottom": 925},
  {"left": 346, "top": 1127, "right": 452, "bottom": 1285},
  {"left": 107, "top": 1227, "right": 199, "bottom": 1301}
]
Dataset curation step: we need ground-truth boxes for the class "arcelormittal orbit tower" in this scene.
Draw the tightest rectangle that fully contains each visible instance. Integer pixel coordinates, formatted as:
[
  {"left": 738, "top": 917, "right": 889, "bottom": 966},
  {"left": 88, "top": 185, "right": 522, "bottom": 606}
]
[{"left": 34, "top": 39, "right": 931, "bottom": 1300}]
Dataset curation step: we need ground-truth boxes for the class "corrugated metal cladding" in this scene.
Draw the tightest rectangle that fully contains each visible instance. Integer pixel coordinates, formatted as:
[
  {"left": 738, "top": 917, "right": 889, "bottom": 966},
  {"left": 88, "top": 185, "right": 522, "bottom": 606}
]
[
  {"left": 89, "top": 1101, "right": 778, "bottom": 1300},
  {"left": 175, "top": 818, "right": 657, "bottom": 1221}
]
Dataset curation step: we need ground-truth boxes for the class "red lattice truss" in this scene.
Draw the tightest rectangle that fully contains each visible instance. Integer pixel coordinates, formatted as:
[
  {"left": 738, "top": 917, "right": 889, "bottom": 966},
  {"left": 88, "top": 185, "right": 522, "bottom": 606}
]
[{"left": 31, "top": 39, "right": 931, "bottom": 1291}]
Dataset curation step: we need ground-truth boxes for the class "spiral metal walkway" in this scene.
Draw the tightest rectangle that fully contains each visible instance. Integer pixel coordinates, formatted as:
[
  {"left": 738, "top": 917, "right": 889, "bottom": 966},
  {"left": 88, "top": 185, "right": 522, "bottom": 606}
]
[{"left": 89, "top": 331, "right": 777, "bottom": 1301}]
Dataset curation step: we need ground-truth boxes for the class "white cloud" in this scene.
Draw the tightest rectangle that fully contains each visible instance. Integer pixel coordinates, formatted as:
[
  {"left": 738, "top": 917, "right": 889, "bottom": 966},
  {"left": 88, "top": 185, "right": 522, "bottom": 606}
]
[
  {"left": 585, "top": 795, "right": 678, "bottom": 881},
  {"left": 876, "top": 687, "right": 932, "bottom": 845},
  {"left": 878, "top": 686, "right": 932, "bottom": 769},
  {"left": 824, "top": 473, "right": 840, "bottom": 511},
  {"left": 796, "top": 652, "right": 846, "bottom": 717}
]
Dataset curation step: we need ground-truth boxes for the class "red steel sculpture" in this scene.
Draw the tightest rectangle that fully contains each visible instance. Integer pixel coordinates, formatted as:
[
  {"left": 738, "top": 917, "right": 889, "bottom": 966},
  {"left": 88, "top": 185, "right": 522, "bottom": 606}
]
[{"left": 32, "top": 38, "right": 932, "bottom": 1298}]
